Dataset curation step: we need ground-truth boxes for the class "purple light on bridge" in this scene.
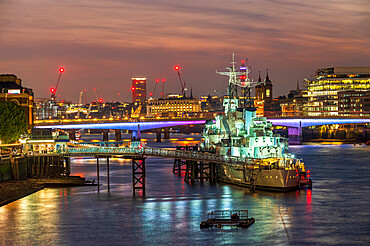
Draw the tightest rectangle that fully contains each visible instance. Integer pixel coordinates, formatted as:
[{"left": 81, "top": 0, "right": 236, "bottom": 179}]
[
  {"left": 268, "top": 118, "right": 370, "bottom": 128},
  {"left": 35, "top": 120, "right": 208, "bottom": 131}
]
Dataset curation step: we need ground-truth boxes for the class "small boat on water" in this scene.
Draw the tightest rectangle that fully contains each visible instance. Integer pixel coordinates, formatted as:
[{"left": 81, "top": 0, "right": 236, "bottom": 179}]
[{"left": 200, "top": 209, "right": 255, "bottom": 229}]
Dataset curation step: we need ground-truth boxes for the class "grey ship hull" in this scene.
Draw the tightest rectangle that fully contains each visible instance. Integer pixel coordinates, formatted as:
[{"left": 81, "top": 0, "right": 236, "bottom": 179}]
[{"left": 217, "top": 164, "right": 299, "bottom": 191}]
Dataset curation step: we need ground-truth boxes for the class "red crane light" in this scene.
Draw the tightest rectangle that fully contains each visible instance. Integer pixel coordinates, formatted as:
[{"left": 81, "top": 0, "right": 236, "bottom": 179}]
[
  {"left": 241, "top": 60, "right": 245, "bottom": 63},
  {"left": 174, "top": 65, "right": 180, "bottom": 71},
  {"left": 50, "top": 87, "right": 56, "bottom": 93},
  {"left": 98, "top": 98, "right": 103, "bottom": 103},
  {"left": 59, "top": 67, "right": 65, "bottom": 73},
  {"left": 149, "top": 93, "right": 153, "bottom": 97},
  {"left": 156, "top": 79, "right": 159, "bottom": 83},
  {"left": 162, "top": 79, "right": 165, "bottom": 82},
  {"left": 131, "top": 87, "right": 135, "bottom": 91}
]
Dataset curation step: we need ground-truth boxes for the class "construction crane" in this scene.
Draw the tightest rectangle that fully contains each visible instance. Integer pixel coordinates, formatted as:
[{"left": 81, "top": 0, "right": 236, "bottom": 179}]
[
  {"left": 50, "top": 67, "right": 65, "bottom": 101},
  {"left": 77, "top": 90, "right": 83, "bottom": 119},
  {"left": 149, "top": 79, "right": 160, "bottom": 99},
  {"left": 161, "top": 78, "right": 165, "bottom": 98},
  {"left": 174, "top": 65, "right": 186, "bottom": 97},
  {"left": 93, "top": 88, "right": 103, "bottom": 103},
  {"left": 85, "top": 103, "right": 92, "bottom": 119}
]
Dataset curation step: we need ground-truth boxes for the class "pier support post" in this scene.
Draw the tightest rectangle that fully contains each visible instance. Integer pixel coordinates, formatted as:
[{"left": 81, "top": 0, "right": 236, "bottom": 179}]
[
  {"left": 65, "top": 157, "right": 70, "bottom": 177},
  {"left": 209, "top": 163, "right": 217, "bottom": 184},
  {"left": 173, "top": 159, "right": 187, "bottom": 176},
  {"left": 132, "top": 158, "right": 146, "bottom": 196},
  {"left": 107, "top": 157, "right": 110, "bottom": 192},
  {"left": 97, "top": 157, "right": 100, "bottom": 192}
]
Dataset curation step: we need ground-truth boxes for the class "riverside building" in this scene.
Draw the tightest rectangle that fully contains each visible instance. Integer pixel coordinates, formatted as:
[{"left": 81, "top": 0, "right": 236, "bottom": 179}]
[
  {"left": 0, "top": 74, "right": 34, "bottom": 129},
  {"left": 146, "top": 97, "right": 201, "bottom": 118},
  {"left": 304, "top": 67, "right": 370, "bottom": 116}
]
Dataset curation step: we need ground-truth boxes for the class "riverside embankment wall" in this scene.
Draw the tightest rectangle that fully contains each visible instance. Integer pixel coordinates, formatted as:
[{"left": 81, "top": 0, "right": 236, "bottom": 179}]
[{"left": 0, "top": 155, "right": 66, "bottom": 182}]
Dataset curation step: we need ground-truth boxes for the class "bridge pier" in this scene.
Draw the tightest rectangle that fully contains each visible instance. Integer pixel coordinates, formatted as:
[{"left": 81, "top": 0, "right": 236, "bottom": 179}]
[
  {"left": 163, "top": 128, "right": 170, "bottom": 139},
  {"left": 156, "top": 129, "right": 162, "bottom": 142},
  {"left": 132, "top": 158, "right": 146, "bottom": 196},
  {"left": 131, "top": 125, "right": 141, "bottom": 142},
  {"left": 184, "top": 125, "right": 190, "bottom": 134},
  {"left": 288, "top": 126, "right": 302, "bottom": 145},
  {"left": 69, "top": 130, "right": 76, "bottom": 141},
  {"left": 102, "top": 129, "right": 109, "bottom": 142},
  {"left": 114, "top": 129, "right": 121, "bottom": 142}
]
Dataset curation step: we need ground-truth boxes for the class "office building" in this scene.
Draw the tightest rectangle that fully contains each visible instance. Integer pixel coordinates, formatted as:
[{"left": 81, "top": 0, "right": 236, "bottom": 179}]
[
  {"left": 337, "top": 90, "right": 370, "bottom": 117},
  {"left": 146, "top": 97, "right": 201, "bottom": 118},
  {"left": 0, "top": 74, "right": 34, "bottom": 129},
  {"left": 304, "top": 67, "right": 370, "bottom": 116},
  {"left": 132, "top": 77, "right": 146, "bottom": 103}
]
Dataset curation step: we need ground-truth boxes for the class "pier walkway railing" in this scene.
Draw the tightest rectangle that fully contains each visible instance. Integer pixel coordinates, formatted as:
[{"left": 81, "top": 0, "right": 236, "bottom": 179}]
[{"left": 59, "top": 142, "right": 263, "bottom": 167}]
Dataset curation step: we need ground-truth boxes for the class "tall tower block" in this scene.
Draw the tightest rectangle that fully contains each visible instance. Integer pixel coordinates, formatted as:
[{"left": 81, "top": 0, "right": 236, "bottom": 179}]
[{"left": 132, "top": 77, "right": 147, "bottom": 103}]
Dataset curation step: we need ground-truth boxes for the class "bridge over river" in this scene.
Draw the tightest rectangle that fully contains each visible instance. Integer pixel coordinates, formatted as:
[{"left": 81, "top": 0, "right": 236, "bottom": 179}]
[{"left": 36, "top": 117, "right": 370, "bottom": 144}]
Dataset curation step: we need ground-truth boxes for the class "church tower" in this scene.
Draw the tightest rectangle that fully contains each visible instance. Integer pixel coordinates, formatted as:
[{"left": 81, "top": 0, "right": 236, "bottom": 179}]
[
  {"left": 255, "top": 71, "right": 264, "bottom": 100},
  {"left": 264, "top": 69, "right": 273, "bottom": 103}
]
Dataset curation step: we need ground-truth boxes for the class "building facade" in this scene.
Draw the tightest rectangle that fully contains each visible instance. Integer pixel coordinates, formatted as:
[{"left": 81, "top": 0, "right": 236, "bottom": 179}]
[
  {"left": 304, "top": 67, "right": 370, "bottom": 116},
  {"left": 146, "top": 98, "right": 201, "bottom": 118},
  {"left": 337, "top": 90, "right": 370, "bottom": 117},
  {"left": 132, "top": 77, "right": 146, "bottom": 103},
  {"left": 0, "top": 74, "right": 34, "bottom": 129},
  {"left": 254, "top": 71, "right": 281, "bottom": 117},
  {"left": 279, "top": 82, "right": 307, "bottom": 117}
]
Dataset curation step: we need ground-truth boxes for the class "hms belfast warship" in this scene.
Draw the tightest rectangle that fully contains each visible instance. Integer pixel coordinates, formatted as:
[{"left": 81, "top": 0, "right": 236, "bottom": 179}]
[{"left": 201, "top": 55, "right": 312, "bottom": 191}]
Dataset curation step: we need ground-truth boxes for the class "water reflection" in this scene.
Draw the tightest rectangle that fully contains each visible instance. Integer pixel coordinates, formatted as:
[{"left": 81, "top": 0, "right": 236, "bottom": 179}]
[{"left": 0, "top": 136, "right": 369, "bottom": 245}]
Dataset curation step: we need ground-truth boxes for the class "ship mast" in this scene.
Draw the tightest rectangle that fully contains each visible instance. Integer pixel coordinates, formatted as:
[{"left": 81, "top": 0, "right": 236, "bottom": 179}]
[{"left": 216, "top": 54, "right": 261, "bottom": 107}]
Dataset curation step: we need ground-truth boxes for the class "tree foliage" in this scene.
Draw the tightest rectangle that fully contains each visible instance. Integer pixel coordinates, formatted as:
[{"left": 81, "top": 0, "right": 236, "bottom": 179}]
[{"left": 0, "top": 102, "right": 27, "bottom": 144}]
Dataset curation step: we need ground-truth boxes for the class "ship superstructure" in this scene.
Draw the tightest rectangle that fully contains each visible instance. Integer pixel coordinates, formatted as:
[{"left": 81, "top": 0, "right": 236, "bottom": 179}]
[{"left": 202, "top": 55, "right": 311, "bottom": 191}]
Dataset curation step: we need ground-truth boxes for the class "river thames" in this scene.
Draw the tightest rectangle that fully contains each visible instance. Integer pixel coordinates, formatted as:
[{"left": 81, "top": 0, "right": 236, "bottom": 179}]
[{"left": 0, "top": 133, "right": 369, "bottom": 245}]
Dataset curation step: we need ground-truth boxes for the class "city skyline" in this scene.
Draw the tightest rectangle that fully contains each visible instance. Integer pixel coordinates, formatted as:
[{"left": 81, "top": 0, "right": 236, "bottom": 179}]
[{"left": 0, "top": 0, "right": 369, "bottom": 103}]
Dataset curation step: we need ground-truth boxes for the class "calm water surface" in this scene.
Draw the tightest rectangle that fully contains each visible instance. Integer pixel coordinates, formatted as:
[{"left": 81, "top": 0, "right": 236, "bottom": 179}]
[{"left": 0, "top": 133, "right": 369, "bottom": 245}]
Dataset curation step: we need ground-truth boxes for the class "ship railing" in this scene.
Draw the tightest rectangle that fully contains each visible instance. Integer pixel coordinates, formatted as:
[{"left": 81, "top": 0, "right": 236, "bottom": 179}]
[{"left": 206, "top": 209, "right": 249, "bottom": 220}]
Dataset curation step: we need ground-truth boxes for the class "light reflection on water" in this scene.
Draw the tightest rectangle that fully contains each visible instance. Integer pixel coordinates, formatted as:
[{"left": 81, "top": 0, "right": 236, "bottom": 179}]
[{"left": 0, "top": 134, "right": 369, "bottom": 245}]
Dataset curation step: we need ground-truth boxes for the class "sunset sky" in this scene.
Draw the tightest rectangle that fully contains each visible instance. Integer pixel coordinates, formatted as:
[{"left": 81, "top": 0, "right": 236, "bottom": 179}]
[{"left": 1, "top": 0, "right": 369, "bottom": 102}]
